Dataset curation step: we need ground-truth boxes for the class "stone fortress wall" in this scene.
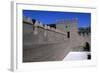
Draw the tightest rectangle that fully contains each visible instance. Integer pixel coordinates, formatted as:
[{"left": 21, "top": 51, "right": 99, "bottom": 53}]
[
  {"left": 23, "top": 16, "right": 91, "bottom": 62},
  {"left": 23, "top": 16, "right": 91, "bottom": 50}
]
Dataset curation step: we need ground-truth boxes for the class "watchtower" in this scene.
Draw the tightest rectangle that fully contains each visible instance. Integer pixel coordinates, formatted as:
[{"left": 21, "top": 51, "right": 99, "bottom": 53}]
[{"left": 56, "top": 18, "right": 78, "bottom": 38}]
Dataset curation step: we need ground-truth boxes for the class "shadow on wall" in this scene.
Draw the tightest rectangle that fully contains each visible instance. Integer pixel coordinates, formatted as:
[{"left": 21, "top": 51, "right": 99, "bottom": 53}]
[{"left": 83, "top": 42, "right": 90, "bottom": 52}]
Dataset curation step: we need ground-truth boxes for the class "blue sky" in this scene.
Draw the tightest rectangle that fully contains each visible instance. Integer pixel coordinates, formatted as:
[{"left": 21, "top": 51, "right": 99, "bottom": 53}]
[{"left": 23, "top": 10, "right": 91, "bottom": 28}]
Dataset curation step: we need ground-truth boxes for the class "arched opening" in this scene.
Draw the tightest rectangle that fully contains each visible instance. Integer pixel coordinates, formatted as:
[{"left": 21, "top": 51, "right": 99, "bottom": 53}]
[
  {"left": 67, "top": 32, "right": 70, "bottom": 38},
  {"left": 66, "top": 26, "right": 70, "bottom": 38}
]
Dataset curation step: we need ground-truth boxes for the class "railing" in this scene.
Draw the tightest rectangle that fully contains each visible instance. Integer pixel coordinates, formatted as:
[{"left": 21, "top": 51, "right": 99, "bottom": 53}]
[{"left": 23, "top": 21, "right": 33, "bottom": 25}]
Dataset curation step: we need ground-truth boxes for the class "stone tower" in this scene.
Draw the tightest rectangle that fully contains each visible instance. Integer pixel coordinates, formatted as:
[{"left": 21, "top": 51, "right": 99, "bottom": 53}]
[
  {"left": 56, "top": 18, "right": 78, "bottom": 39},
  {"left": 66, "top": 18, "right": 78, "bottom": 39}
]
